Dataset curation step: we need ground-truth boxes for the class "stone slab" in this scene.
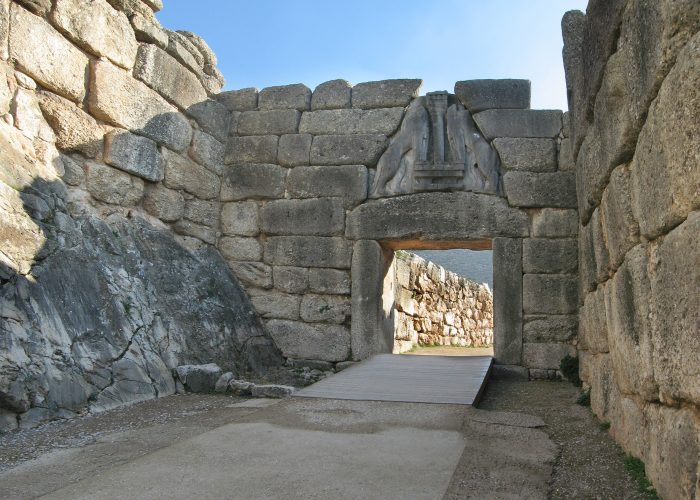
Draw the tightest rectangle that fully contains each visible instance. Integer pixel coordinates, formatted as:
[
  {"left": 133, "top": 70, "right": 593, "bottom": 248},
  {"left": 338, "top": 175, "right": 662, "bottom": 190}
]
[
  {"left": 455, "top": 79, "right": 530, "bottom": 113},
  {"left": 310, "top": 134, "right": 387, "bottom": 167},
  {"left": 351, "top": 79, "right": 422, "bottom": 109},
  {"left": 264, "top": 236, "right": 352, "bottom": 269},
  {"left": 217, "top": 87, "right": 258, "bottom": 111},
  {"left": 492, "top": 138, "right": 557, "bottom": 172},
  {"left": 473, "top": 109, "right": 562, "bottom": 140},
  {"left": 104, "top": 130, "right": 164, "bottom": 182},
  {"left": 277, "top": 134, "right": 311, "bottom": 166},
  {"left": 299, "top": 108, "right": 404, "bottom": 135},
  {"left": 530, "top": 209, "right": 578, "bottom": 238},
  {"left": 237, "top": 109, "right": 300, "bottom": 136},
  {"left": 522, "top": 238, "right": 578, "bottom": 274},
  {"left": 503, "top": 172, "right": 577, "bottom": 208},
  {"left": 225, "top": 135, "right": 278, "bottom": 165},
  {"left": 258, "top": 84, "right": 311, "bottom": 111},
  {"left": 311, "top": 79, "right": 351, "bottom": 110},
  {"left": 523, "top": 274, "right": 578, "bottom": 315},
  {"left": 220, "top": 163, "right": 286, "bottom": 201},
  {"left": 493, "top": 238, "right": 523, "bottom": 365},
  {"left": 260, "top": 198, "right": 345, "bottom": 236},
  {"left": 266, "top": 320, "right": 349, "bottom": 362},
  {"left": 287, "top": 165, "right": 368, "bottom": 208}
]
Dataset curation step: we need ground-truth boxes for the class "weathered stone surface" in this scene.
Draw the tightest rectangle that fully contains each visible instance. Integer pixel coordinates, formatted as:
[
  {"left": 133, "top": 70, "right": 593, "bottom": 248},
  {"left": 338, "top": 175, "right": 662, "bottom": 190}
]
[
  {"left": 352, "top": 79, "right": 422, "bottom": 109},
  {"left": 562, "top": 9, "right": 588, "bottom": 158},
  {"left": 492, "top": 138, "right": 557, "bottom": 172},
  {"left": 218, "top": 88, "right": 258, "bottom": 112},
  {"left": 250, "top": 384, "right": 295, "bottom": 398},
  {"left": 162, "top": 148, "right": 220, "bottom": 200},
  {"left": 473, "top": 109, "right": 562, "bottom": 140},
  {"left": 523, "top": 315, "right": 577, "bottom": 343},
  {"left": 258, "top": 84, "right": 311, "bottom": 111},
  {"left": 301, "top": 294, "right": 351, "bottom": 324},
  {"left": 300, "top": 108, "right": 404, "bottom": 136},
  {"left": 264, "top": 237, "right": 351, "bottom": 269},
  {"left": 311, "top": 79, "right": 352, "bottom": 110},
  {"left": 89, "top": 60, "right": 192, "bottom": 151},
  {"left": 12, "top": 0, "right": 51, "bottom": 15},
  {"left": 579, "top": 284, "right": 609, "bottom": 354},
  {"left": 9, "top": 4, "right": 89, "bottom": 102},
  {"left": 59, "top": 154, "right": 85, "bottom": 186},
  {"left": 237, "top": 109, "right": 300, "bottom": 136},
  {"left": 590, "top": 208, "right": 609, "bottom": 284},
  {"left": 131, "top": 14, "right": 168, "bottom": 49},
  {"left": 0, "top": 0, "right": 7, "bottom": 61},
  {"left": 220, "top": 163, "right": 286, "bottom": 201},
  {"left": 287, "top": 165, "right": 367, "bottom": 208},
  {"left": 531, "top": 209, "right": 578, "bottom": 238},
  {"left": 578, "top": 218, "right": 596, "bottom": 297},
  {"left": 503, "top": 172, "right": 576, "bottom": 208},
  {"left": 523, "top": 238, "right": 577, "bottom": 274},
  {"left": 221, "top": 201, "right": 259, "bottom": 236},
  {"left": 248, "top": 289, "right": 300, "bottom": 320},
  {"left": 183, "top": 199, "right": 220, "bottom": 228},
  {"left": 142, "top": 184, "right": 184, "bottom": 222},
  {"left": 309, "top": 269, "right": 351, "bottom": 295},
  {"left": 85, "top": 161, "right": 144, "bottom": 205},
  {"left": 106, "top": 0, "right": 157, "bottom": 19},
  {"left": 558, "top": 138, "right": 574, "bottom": 171},
  {"left": 523, "top": 274, "right": 577, "bottom": 315},
  {"left": 36, "top": 91, "right": 104, "bottom": 158},
  {"left": 273, "top": 266, "right": 308, "bottom": 294},
  {"left": 173, "top": 219, "right": 217, "bottom": 245},
  {"left": 189, "top": 130, "right": 224, "bottom": 174},
  {"left": 522, "top": 343, "right": 576, "bottom": 370},
  {"left": 218, "top": 237, "right": 262, "bottom": 262},
  {"left": 134, "top": 44, "right": 207, "bottom": 110},
  {"left": 164, "top": 30, "right": 201, "bottom": 75},
  {"left": 277, "top": 134, "right": 311, "bottom": 167},
  {"left": 600, "top": 165, "right": 638, "bottom": 271},
  {"left": 346, "top": 192, "right": 529, "bottom": 241},
  {"left": 187, "top": 100, "right": 230, "bottom": 143},
  {"left": 104, "top": 130, "right": 164, "bottom": 182},
  {"left": 173, "top": 364, "right": 222, "bottom": 393},
  {"left": 310, "top": 134, "right": 388, "bottom": 166},
  {"left": 12, "top": 88, "right": 55, "bottom": 142},
  {"left": 493, "top": 238, "right": 522, "bottom": 365},
  {"left": 228, "top": 261, "right": 272, "bottom": 289},
  {"left": 260, "top": 198, "right": 345, "bottom": 236},
  {"left": 454, "top": 79, "right": 531, "bottom": 113},
  {"left": 265, "top": 320, "right": 350, "bottom": 362},
  {"left": 214, "top": 372, "right": 235, "bottom": 393},
  {"left": 176, "top": 30, "right": 216, "bottom": 67},
  {"left": 52, "top": 0, "right": 138, "bottom": 69},
  {"left": 225, "top": 135, "right": 278, "bottom": 165}
]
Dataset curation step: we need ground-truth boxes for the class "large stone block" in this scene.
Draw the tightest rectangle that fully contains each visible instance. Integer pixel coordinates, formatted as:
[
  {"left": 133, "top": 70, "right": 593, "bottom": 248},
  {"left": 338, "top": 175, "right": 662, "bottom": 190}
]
[
  {"left": 260, "top": 198, "right": 345, "bottom": 236},
  {"left": 266, "top": 319, "right": 350, "bottom": 362},
  {"left": 217, "top": 87, "right": 258, "bottom": 112},
  {"left": 472, "top": 109, "right": 562, "bottom": 140},
  {"left": 187, "top": 100, "right": 230, "bottom": 143},
  {"left": 492, "top": 138, "right": 557, "bottom": 172},
  {"left": 183, "top": 199, "right": 220, "bottom": 228},
  {"left": 503, "top": 171, "right": 577, "bottom": 208},
  {"left": 454, "top": 79, "right": 530, "bottom": 113},
  {"left": 272, "top": 266, "right": 308, "bottom": 294},
  {"left": 558, "top": 138, "right": 575, "bottom": 171},
  {"left": 258, "top": 84, "right": 311, "bottom": 111},
  {"left": 600, "top": 165, "right": 639, "bottom": 271},
  {"left": 104, "top": 130, "right": 164, "bottom": 182},
  {"left": 300, "top": 108, "right": 404, "bottom": 136},
  {"left": 310, "top": 134, "right": 388, "bottom": 166},
  {"left": 142, "top": 184, "right": 184, "bottom": 222},
  {"left": 225, "top": 135, "right": 278, "bottom": 165},
  {"left": 264, "top": 236, "right": 351, "bottom": 269},
  {"left": 172, "top": 219, "right": 216, "bottom": 245},
  {"left": 522, "top": 238, "right": 577, "bottom": 274},
  {"left": 0, "top": 0, "right": 7, "bottom": 61},
  {"left": 9, "top": 4, "right": 88, "bottom": 102},
  {"left": 493, "top": 238, "right": 523, "bottom": 365},
  {"left": 523, "top": 274, "right": 578, "bottom": 315},
  {"left": 300, "top": 294, "right": 351, "bottom": 324},
  {"left": 277, "top": 134, "right": 311, "bottom": 167},
  {"left": 346, "top": 192, "right": 529, "bottom": 241},
  {"left": 308, "top": 268, "right": 351, "bottom": 295},
  {"left": 85, "top": 161, "right": 144, "bottom": 206},
  {"left": 523, "top": 315, "right": 577, "bottom": 343},
  {"left": 248, "top": 289, "right": 300, "bottom": 320},
  {"left": 134, "top": 44, "right": 207, "bottom": 110},
  {"left": 189, "top": 130, "right": 224, "bottom": 174},
  {"left": 561, "top": 9, "right": 588, "bottom": 159},
  {"left": 162, "top": 148, "right": 220, "bottom": 200},
  {"left": 89, "top": 60, "right": 192, "bottom": 151},
  {"left": 237, "top": 109, "right": 300, "bottom": 136},
  {"left": 590, "top": 208, "right": 609, "bottom": 284},
  {"left": 311, "top": 79, "right": 351, "bottom": 110},
  {"left": 52, "top": 0, "right": 138, "bottom": 69},
  {"left": 522, "top": 342, "right": 576, "bottom": 370},
  {"left": 578, "top": 284, "right": 609, "bottom": 354},
  {"left": 220, "top": 163, "right": 286, "bottom": 201},
  {"left": 130, "top": 13, "right": 168, "bottom": 49},
  {"left": 584, "top": 353, "right": 618, "bottom": 421},
  {"left": 228, "top": 261, "right": 272, "bottom": 289},
  {"left": 530, "top": 209, "right": 578, "bottom": 238},
  {"left": 220, "top": 201, "right": 259, "bottom": 236},
  {"left": 287, "top": 165, "right": 368, "bottom": 208},
  {"left": 578, "top": 220, "right": 596, "bottom": 298},
  {"left": 351, "top": 79, "right": 422, "bottom": 109}
]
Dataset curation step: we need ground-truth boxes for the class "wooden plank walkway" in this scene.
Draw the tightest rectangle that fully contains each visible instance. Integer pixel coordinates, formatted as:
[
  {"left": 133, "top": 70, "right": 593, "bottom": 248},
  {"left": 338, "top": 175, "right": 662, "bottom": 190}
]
[{"left": 295, "top": 354, "right": 493, "bottom": 405}]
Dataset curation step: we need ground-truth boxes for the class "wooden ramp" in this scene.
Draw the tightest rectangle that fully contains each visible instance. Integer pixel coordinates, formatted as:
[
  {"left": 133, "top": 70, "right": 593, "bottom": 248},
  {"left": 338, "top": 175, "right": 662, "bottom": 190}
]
[{"left": 295, "top": 354, "right": 493, "bottom": 406}]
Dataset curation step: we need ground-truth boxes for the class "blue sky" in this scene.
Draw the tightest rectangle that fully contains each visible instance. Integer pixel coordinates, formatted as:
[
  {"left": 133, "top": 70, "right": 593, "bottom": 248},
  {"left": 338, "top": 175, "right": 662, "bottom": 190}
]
[{"left": 157, "top": 0, "right": 588, "bottom": 110}]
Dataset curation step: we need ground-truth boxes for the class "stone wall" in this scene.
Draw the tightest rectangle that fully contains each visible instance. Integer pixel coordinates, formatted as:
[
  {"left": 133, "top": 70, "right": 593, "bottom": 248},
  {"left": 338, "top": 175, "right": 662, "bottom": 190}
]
[
  {"left": 563, "top": 1, "right": 699, "bottom": 498},
  {"left": 391, "top": 252, "right": 493, "bottom": 353}
]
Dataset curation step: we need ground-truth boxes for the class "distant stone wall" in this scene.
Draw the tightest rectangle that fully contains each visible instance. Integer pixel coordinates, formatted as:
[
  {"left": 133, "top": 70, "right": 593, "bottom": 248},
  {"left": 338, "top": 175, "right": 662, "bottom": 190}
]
[
  {"left": 563, "top": 1, "right": 699, "bottom": 498},
  {"left": 392, "top": 252, "right": 493, "bottom": 353}
]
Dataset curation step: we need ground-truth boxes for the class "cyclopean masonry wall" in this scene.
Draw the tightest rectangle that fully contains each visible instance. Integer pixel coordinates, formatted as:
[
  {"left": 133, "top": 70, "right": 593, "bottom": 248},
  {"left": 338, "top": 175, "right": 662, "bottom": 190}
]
[
  {"left": 562, "top": 2, "right": 699, "bottom": 498},
  {"left": 391, "top": 251, "right": 493, "bottom": 354}
]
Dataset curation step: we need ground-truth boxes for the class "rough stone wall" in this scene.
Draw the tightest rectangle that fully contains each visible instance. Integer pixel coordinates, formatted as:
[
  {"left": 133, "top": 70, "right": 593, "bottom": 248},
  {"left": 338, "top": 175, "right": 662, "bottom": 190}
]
[
  {"left": 391, "top": 252, "right": 493, "bottom": 353},
  {"left": 0, "top": 0, "right": 281, "bottom": 432},
  {"left": 563, "top": 1, "right": 699, "bottom": 498}
]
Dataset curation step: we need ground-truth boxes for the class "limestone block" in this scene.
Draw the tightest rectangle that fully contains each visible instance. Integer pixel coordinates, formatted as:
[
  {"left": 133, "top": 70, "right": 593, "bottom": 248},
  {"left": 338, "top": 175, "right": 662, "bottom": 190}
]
[
  {"left": 52, "top": 0, "right": 138, "bottom": 69},
  {"left": 351, "top": 79, "right": 422, "bottom": 109},
  {"left": 578, "top": 284, "right": 609, "bottom": 354},
  {"left": 217, "top": 88, "right": 258, "bottom": 112},
  {"left": 162, "top": 148, "right": 220, "bottom": 200},
  {"left": 590, "top": 208, "right": 609, "bottom": 283},
  {"left": 502, "top": 171, "right": 576, "bottom": 208},
  {"left": 85, "top": 161, "right": 144, "bottom": 206},
  {"left": 173, "top": 364, "right": 221, "bottom": 393},
  {"left": 104, "top": 130, "right": 164, "bottom": 182},
  {"left": 12, "top": 0, "right": 51, "bottom": 15},
  {"left": 287, "top": 165, "right": 368, "bottom": 208},
  {"left": 176, "top": 30, "right": 217, "bottom": 67},
  {"left": 346, "top": 192, "right": 529, "bottom": 241},
  {"left": 454, "top": 79, "right": 530, "bottom": 113},
  {"left": 220, "top": 163, "right": 286, "bottom": 201},
  {"left": 131, "top": 14, "right": 168, "bottom": 49},
  {"left": 189, "top": 130, "right": 224, "bottom": 174},
  {"left": 0, "top": 0, "right": 7, "bottom": 61},
  {"left": 522, "top": 342, "right": 576, "bottom": 370},
  {"left": 12, "top": 89, "right": 55, "bottom": 141},
  {"left": 260, "top": 198, "right": 345, "bottom": 236},
  {"left": 493, "top": 238, "right": 522, "bottom": 365},
  {"left": 523, "top": 274, "right": 577, "bottom": 315},
  {"left": 584, "top": 353, "right": 618, "bottom": 421},
  {"left": 9, "top": 4, "right": 88, "bottom": 102},
  {"left": 264, "top": 236, "right": 351, "bottom": 269},
  {"left": 142, "top": 184, "right": 184, "bottom": 222},
  {"left": 89, "top": 60, "right": 192, "bottom": 151},
  {"left": 523, "top": 315, "right": 577, "bottom": 343},
  {"left": 106, "top": 0, "right": 157, "bottom": 19},
  {"left": 265, "top": 319, "right": 350, "bottom": 362},
  {"left": 578, "top": 220, "right": 596, "bottom": 298},
  {"left": 225, "top": 135, "right": 278, "bottom": 165},
  {"left": 59, "top": 154, "right": 85, "bottom": 186},
  {"left": 237, "top": 109, "right": 300, "bottom": 136},
  {"left": 530, "top": 209, "right": 578, "bottom": 238},
  {"left": 36, "top": 91, "right": 103, "bottom": 158},
  {"left": 558, "top": 138, "right": 574, "bottom": 171},
  {"left": 277, "top": 134, "right": 311, "bottom": 167},
  {"left": 522, "top": 238, "right": 577, "bottom": 274},
  {"left": 258, "top": 84, "right": 311, "bottom": 111},
  {"left": 492, "top": 138, "right": 557, "bottom": 172},
  {"left": 134, "top": 44, "right": 207, "bottom": 110},
  {"left": 301, "top": 294, "right": 351, "bottom": 324},
  {"left": 247, "top": 289, "right": 300, "bottom": 320},
  {"left": 228, "top": 261, "right": 272, "bottom": 289},
  {"left": 600, "top": 165, "right": 639, "bottom": 271},
  {"left": 0, "top": 66, "right": 10, "bottom": 115},
  {"left": 561, "top": 9, "right": 588, "bottom": 158},
  {"left": 164, "top": 31, "right": 201, "bottom": 74},
  {"left": 299, "top": 108, "right": 404, "bottom": 135},
  {"left": 310, "top": 134, "right": 388, "bottom": 167},
  {"left": 308, "top": 268, "right": 350, "bottom": 295},
  {"left": 172, "top": 219, "right": 216, "bottom": 245},
  {"left": 220, "top": 201, "right": 259, "bottom": 236},
  {"left": 273, "top": 266, "right": 308, "bottom": 294},
  {"left": 187, "top": 100, "right": 230, "bottom": 143},
  {"left": 311, "top": 79, "right": 352, "bottom": 110},
  {"left": 472, "top": 109, "right": 562, "bottom": 140},
  {"left": 184, "top": 199, "right": 220, "bottom": 228}
]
